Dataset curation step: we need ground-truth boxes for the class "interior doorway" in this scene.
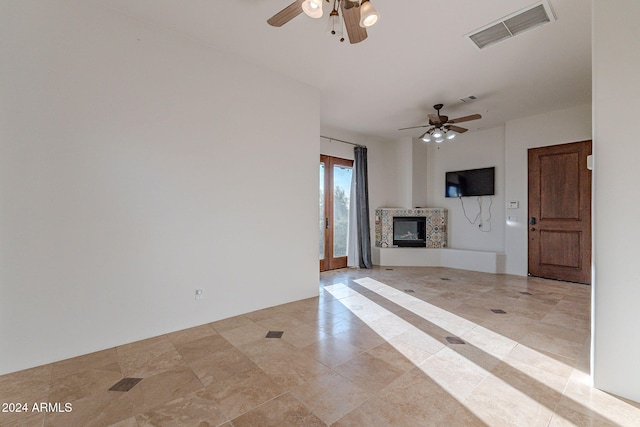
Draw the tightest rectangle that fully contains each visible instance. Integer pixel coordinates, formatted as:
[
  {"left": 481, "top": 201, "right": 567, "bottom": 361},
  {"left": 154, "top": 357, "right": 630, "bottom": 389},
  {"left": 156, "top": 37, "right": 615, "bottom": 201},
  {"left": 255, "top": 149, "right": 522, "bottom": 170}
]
[
  {"left": 320, "top": 155, "right": 353, "bottom": 272},
  {"left": 528, "top": 140, "right": 592, "bottom": 284}
]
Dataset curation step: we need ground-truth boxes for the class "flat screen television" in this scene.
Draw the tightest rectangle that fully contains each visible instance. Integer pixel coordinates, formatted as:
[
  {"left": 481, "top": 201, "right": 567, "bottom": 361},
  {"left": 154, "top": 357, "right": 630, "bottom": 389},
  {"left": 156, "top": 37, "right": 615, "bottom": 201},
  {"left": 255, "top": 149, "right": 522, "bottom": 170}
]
[{"left": 445, "top": 167, "right": 495, "bottom": 198}]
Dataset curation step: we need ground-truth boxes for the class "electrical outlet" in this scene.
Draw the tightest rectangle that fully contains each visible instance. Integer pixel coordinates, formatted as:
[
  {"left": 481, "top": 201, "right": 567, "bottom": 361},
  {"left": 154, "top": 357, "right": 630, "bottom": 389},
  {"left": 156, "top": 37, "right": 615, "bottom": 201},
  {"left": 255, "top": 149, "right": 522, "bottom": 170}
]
[{"left": 195, "top": 289, "right": 203, "bottom": 300}]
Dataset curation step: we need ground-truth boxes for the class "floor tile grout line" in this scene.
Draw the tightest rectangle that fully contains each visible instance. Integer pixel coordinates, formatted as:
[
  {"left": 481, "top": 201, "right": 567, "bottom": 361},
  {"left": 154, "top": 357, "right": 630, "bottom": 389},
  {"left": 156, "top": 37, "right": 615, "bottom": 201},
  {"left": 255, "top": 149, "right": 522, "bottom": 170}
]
[{"left": 228, "top": 392, "right": 283, "bottom": 423}]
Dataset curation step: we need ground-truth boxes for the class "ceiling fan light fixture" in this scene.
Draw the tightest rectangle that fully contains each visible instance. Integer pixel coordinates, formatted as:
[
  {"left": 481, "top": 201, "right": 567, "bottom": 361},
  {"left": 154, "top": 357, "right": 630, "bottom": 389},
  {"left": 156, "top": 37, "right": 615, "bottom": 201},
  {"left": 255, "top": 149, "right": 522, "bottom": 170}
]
[
  {"left": 447, "top": 133, "right": 456, "bottom": 140},
  {"left": 435, "top": 137, "right": 445, "bottom": 143},
  {"left": 268, "top": 0, "right": 372, "bottom": 44},
  {"left": 432, "top": 128, "right": 444, "bottom": 139},
  {"left": 302, "top": 0, "right": 323, "bottom": 19},
  {"left": 419, "top": 131, "right": 431, "bottom": 142},
  {"left": 359, "top": 0, "right": 379, "bottom": 28}
]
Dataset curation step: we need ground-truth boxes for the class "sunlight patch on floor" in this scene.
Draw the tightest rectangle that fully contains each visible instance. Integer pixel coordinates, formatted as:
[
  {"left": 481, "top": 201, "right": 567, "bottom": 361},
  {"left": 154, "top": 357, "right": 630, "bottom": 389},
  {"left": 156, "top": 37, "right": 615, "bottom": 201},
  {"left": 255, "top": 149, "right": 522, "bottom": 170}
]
[
  {"left": 323, "top": 277, "right": 638, "bottom": 426},
  {"left": 324, "top": 281, "right": 569, "bottom": 425},
  {"left": 353, "top": 277, "right": 568, "bottom": 368}
]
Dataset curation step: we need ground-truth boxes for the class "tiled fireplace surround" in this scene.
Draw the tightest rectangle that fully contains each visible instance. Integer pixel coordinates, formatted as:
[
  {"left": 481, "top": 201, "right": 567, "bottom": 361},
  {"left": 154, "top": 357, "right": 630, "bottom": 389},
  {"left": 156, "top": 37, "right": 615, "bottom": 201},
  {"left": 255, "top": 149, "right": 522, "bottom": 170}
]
[{"left": 375, "top": 208, "right": 447, "bottom": 248}]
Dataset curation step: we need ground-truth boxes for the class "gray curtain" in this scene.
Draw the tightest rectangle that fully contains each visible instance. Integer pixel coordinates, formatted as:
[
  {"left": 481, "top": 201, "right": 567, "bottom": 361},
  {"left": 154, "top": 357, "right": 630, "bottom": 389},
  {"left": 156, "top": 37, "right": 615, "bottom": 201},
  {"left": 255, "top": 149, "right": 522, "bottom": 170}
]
[{"left": 354, "top": 146, "right": 372, "bottom": 268}]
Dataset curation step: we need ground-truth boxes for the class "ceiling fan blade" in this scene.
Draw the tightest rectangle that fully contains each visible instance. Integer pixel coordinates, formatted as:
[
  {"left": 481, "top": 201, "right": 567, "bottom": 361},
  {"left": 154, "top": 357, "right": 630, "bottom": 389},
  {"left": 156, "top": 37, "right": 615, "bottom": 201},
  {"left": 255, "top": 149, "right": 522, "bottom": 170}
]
[
  {"left": 341, "top": 2, "right": 368, "bottom": 44},
  {"left": 398, "top": 125, "right": 429, "bottom": 131},
  {"left": 447, "top": 125, "right": 468, "bottom": 133},
  {"left": 448, "top": 113, "right": 482, "bottom": 124},
  {"left": 267, "top": 0, "right": 304, "bottom": 27}
]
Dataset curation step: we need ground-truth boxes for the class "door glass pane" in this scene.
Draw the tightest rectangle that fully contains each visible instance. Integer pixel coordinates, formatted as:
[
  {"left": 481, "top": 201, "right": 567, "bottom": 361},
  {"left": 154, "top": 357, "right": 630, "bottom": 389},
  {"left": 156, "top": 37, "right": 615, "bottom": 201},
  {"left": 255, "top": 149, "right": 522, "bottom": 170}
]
[
  {"left": 333, "top": 165, "right": 353, "bottom": 258},
  {"left": 319, "top": 163, "right": 325, "bottom": 260}
]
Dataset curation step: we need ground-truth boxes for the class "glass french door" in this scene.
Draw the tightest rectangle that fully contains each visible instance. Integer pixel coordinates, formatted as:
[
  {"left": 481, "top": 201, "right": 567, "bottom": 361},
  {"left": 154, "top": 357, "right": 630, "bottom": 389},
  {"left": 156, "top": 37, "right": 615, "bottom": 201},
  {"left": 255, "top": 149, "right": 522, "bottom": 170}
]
[{"left": 320, "top": 155, "right": 354, "bottom": 271}]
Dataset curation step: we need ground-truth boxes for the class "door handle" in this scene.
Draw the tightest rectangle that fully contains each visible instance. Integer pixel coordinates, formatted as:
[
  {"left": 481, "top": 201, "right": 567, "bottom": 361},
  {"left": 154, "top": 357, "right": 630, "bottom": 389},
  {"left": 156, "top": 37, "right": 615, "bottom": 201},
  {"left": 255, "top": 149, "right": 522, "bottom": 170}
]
[
  {"left": 530, "top": 227, "right": 536, "bottom": 231},
  {"left": 325, "top": 218, "right": 329, "bottom": 229},
  {"left": 529, "top": 217, "right": 536, "bottom": 225}
]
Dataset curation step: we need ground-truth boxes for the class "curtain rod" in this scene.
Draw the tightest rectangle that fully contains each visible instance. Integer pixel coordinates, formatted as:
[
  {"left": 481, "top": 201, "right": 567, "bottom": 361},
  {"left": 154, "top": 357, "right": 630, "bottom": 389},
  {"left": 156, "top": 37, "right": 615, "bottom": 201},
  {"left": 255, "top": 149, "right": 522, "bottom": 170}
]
[{"left": 320, "top": 135, "right": 366, "bottom": 148}]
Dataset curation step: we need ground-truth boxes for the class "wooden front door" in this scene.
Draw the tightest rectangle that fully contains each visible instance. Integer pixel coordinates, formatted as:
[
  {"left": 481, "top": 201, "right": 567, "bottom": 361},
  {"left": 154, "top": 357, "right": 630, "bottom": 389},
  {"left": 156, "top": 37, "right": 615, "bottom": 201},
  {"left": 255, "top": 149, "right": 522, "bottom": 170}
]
[
  {"left": 320, "top": 155, "right": 353, "bottom": 272},
  {"left": 528, "top": 140, "right": 592, "bottom": 284}
]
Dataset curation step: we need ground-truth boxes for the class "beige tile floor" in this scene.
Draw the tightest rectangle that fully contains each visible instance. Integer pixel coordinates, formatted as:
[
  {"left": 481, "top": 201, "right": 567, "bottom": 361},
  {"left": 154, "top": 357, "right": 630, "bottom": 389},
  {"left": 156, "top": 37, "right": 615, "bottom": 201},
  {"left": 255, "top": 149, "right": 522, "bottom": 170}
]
[{"left": 2, "top": 267, "right": 640, "bottom": 426}]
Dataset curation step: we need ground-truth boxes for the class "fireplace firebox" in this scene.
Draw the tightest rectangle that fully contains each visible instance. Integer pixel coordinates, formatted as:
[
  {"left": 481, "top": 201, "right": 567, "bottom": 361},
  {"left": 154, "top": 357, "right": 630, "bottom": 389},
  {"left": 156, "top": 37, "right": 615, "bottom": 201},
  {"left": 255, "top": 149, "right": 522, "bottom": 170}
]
[{"left": 393, "top": 216, "right": 427, "bottom": 247}]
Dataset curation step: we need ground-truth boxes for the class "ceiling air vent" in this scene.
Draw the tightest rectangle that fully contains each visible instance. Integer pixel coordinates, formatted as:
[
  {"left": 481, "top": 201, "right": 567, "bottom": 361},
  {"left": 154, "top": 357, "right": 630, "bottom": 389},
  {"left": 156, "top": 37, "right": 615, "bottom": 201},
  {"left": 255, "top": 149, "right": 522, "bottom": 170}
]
[{"left": 467, "top": 1, "right": 555, "bottom": 49}]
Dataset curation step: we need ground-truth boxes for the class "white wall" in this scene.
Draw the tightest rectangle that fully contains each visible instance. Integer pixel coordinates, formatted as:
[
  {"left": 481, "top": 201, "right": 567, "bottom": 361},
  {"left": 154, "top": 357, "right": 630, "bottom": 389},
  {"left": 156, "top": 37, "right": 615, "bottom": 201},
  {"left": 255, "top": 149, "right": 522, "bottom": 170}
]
[
  {"left": 390, "top": 137, "right": 430, "bottom": 209},
  {"left": 503, "top": 104, "right": 592, "bottom": 275},
  {"left": 426, "top": 126, "right": 506, "bottom": 253},
  {"left": 592, "top": 0, "right": 640, "bottom": 403},
  {"left": 0, "top": 1, "right": 319, "bottom": 375},
  {"left": 412, "top": 140, "right": 429, "bottom": 208},
  {"left": 394, "top": 137, "right": 414, "bottom": 209}
]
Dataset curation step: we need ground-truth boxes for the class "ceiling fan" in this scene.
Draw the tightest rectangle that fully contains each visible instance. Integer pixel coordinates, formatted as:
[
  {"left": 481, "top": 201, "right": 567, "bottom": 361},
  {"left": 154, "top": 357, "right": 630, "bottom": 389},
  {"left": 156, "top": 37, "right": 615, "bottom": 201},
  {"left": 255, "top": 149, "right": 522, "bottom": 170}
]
[
  {"left": 399, "top": 104, "right": 482, "bottom": 143},
  {"left": 267, "top": 0, "right": 379, "bottom": 44}
]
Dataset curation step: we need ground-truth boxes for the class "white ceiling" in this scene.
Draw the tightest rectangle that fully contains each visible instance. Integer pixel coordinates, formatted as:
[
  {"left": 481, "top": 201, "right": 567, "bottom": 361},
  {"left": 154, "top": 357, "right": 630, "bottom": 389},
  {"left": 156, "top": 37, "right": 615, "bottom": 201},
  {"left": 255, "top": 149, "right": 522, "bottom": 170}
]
[{"left": 96, "top": 0, "right": 591, "bottom": 139}]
